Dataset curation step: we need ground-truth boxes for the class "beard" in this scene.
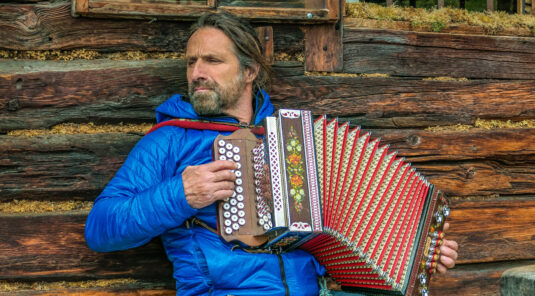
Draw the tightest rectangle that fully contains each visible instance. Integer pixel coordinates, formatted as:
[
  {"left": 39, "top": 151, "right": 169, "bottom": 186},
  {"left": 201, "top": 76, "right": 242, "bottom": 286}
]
[{"left": 188, "top": 72, "right": 246, "bottom": 116}]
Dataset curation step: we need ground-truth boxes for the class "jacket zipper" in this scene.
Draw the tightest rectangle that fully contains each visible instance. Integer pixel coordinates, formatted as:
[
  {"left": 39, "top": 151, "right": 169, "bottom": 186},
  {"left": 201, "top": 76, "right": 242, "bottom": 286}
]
[{"left": 277, "top": 253, "right": 290, "bottom": 296}]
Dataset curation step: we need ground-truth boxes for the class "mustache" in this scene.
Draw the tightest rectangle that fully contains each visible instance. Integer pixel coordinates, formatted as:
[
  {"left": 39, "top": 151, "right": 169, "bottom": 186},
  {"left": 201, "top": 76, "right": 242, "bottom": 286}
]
[{"left": 190, "top": 79, "right": 218, "bottom": 91}]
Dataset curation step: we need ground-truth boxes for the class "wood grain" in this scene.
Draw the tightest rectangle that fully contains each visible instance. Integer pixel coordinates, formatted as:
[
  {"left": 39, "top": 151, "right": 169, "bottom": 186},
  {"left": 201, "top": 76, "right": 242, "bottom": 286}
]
[
  {"left": 429, "top": 260, "right": 535, "bottom": 296},
  {"left": 3, "top": 60, "right": 535, "bottom": 132},
  {"left": 342, "top": 26, "right": 535, "bottom": 79},
  {"left": 0, "top": 212, "right": 173, "bottom": 281},
  {"left": 0, "top": 206, "right": 533, "bottom": 285},
  {"left": 1, "top": 128, "right": 533, "bottom": 200},
  {"left": 0, "top": 133, "right": 140, "bottom": 201},
  {"left": 0, "top": 1, "right": 303, "bottom": 53}
]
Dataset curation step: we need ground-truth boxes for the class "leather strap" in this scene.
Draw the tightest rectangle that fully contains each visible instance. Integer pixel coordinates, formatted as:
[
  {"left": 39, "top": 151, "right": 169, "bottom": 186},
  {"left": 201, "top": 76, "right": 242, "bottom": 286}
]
[{"left": 146, "top": 118, "right": 265, "bottom": 135}]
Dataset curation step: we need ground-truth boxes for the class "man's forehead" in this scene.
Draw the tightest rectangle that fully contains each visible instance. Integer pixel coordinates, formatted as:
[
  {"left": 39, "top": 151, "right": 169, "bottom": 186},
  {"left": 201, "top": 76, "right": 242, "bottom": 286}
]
[{"left": 186, "top": 27, "right": 236, "bottom": 57}]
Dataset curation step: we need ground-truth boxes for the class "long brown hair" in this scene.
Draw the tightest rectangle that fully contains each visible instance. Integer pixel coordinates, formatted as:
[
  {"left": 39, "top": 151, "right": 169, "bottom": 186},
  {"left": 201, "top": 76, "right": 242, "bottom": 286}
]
[{"left": 188, "top": 11, "right": 272, "bottom": 91}]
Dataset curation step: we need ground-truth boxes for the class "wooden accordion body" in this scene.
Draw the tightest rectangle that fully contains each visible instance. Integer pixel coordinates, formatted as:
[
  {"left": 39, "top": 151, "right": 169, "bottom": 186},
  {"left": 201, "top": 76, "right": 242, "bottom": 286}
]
[{"left": 213, "top": 109, "right": 449, "bottom": 296}]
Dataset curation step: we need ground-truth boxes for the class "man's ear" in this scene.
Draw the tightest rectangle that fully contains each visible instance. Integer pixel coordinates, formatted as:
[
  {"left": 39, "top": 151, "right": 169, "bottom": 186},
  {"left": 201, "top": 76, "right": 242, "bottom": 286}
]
[{"left": 244, "top": 63, "right": 260, "bottom": 84}]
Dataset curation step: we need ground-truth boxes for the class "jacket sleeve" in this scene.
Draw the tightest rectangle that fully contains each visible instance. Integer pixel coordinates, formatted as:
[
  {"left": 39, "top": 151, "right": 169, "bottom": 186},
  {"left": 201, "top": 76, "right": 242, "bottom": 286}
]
[{"left": 84, "top": 127, "right": 198, "bottom": 252}]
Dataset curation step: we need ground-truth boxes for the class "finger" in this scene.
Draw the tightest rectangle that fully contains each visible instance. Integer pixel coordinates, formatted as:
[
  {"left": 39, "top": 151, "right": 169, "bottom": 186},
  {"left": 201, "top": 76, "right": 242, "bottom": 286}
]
[
  {"left": 443, "top": 239, "right": 459, "bottom": 252},
  {"left": 212, "top": 189, "right": 237, "bottom": 201},
  {"left": 207, "top": 160, "right": 238, "bottom": 172},
  {"left": 440, "top": 244, "right": 458, "bottom": 260},
  {"left": 212, "top": 169, "right": 238, "bottom": 182},
  {"left": 439, "top": 253, "right": 456, "bottom": 269},
  {"left": 443, "top": 222, "right": 450, "bottom": 232},
  {"left": 437, "top": 262, "right": 448, "bottom": 274}
]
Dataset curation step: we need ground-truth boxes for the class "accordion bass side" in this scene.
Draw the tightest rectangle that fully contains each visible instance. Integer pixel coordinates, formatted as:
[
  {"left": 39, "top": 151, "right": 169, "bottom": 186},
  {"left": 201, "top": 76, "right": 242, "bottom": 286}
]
[{"left": 213, "top": 109, "right": 450, "bottom": 296}]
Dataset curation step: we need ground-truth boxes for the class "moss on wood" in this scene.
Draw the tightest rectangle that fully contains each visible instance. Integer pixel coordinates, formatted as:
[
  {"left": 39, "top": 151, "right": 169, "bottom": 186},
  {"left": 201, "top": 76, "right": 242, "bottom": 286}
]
[
  {"left": 0, "top": 200, "right": 93, "bottom": 214},
  {"left": 426, "top": 119, "right": 535, "bottom": 132},
  {"left": 0, "top": 279, "right": 145, "bottom": 292},
  {"left": 7, "top": 123, "right": 153, "bottom": 137},
  {"left": 346, "top": 2, "right": 535, "bottom": 35}
]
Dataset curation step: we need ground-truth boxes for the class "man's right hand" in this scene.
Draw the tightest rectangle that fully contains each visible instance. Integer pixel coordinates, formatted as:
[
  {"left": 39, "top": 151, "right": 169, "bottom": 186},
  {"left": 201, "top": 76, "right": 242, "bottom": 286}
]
[{"left": 182, "top": 160, "right": 238, "bottom": 209}]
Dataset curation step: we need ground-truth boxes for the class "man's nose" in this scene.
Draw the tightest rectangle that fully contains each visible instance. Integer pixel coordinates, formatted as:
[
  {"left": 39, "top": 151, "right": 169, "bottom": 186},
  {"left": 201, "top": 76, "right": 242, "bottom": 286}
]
[{"left": 190, "top": 61, "right": 207, "bottom": 81}]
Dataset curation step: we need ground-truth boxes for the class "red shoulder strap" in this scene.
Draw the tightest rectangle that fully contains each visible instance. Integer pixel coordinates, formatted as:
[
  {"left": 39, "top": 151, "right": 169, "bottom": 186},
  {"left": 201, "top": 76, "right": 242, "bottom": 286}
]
[{"left": 146, "top": 119, "right": 265, "bottom": 135}]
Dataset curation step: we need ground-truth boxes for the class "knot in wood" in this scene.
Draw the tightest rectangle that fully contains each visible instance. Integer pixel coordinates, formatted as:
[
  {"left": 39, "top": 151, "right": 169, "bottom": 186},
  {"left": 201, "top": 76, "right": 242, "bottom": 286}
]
[
  {"left": 465, "top": 167, "right": 476, "bottom": 179},
  {"left": 407, "top": 134, "right": 421, "bottom": 146},
  {"left": 7, "top": 98, "right": 20, "bottom": 112}
]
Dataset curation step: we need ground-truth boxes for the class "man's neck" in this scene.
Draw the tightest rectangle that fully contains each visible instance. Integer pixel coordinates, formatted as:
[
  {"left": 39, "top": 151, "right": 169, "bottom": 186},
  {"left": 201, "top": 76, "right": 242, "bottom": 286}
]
[{"left": 223, "top": 86, "right": 255, "bottom": 124}]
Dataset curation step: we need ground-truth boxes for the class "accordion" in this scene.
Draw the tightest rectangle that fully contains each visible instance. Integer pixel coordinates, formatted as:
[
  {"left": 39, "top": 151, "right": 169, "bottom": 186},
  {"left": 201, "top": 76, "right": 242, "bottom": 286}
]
[{"left": 213, "top": 109, "right": 449, "bottom": 296}]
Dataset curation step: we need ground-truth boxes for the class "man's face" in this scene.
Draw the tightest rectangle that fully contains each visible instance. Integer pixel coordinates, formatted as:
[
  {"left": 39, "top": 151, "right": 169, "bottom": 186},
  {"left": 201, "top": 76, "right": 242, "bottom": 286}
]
[{"left": 186, "top": 27, "right": 246, "bottom": 116}]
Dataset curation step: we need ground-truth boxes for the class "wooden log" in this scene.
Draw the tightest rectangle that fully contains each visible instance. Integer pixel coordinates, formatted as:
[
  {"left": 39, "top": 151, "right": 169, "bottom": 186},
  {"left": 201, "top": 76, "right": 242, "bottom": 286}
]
[
  {"left": 0, "top": 1, "right": 303, "bottom": 53},
  {"left": 429, "top": 260, "right": 535, "bottom": 296},
  {"left": 342, "top": 26, "right": 535, "bottom": 79},
  {"left": 0, "top": 133, "right": 140, "bottom": 201},
  {"left": 4, "top": 288, "right": 175, "bottom": 296},
  {"left": 0, "top": 202, "right": 534, "bottom": 281},
  {"left": 0, "top": 212, "right": 174, "bottom": 281},
  {"left": 3, "top": 60, "right": 535, "bottom": 132},
  {"left": 1, "top": 128, "right": 534, "bottom": 200},
  {"left": 0, "top": 59, "right": 187, "bottom": 133},
  {"left": 446, "top": 199, "right": 535, "bottom": 264}
]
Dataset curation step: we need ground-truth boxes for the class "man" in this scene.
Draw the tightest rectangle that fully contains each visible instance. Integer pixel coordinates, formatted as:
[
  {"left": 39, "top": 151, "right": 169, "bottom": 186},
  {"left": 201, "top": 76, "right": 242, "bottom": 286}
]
[{"left": 85, "top": 11, "right": 458, "bottom": 296}]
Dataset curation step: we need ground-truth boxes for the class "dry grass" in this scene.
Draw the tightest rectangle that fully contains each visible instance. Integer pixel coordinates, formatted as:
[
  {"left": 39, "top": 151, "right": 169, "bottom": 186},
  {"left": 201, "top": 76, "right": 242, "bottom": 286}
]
[
  {"left": 0, "top": 279, "right": 140, "bottom": 291},
  {"left": 305, "top": 71, "right": 390, "bottom": 78},
  {"left": 426, "top": 119, "right": 535, "bottom": 131},
  {"left": 0, "top": 49, "right": 184, "bottom": 61},
  {"left": 346, "top": 2, "right": 535, "bottom": 34},
  {"left": 0, "top": 200, "right": 93, "bottom": 214},
  {"left": 7, "top": 123, "right": 153, "bottom": 137},
  {"left": 423, "top": 76, "right": 469, "bottom": 81}
]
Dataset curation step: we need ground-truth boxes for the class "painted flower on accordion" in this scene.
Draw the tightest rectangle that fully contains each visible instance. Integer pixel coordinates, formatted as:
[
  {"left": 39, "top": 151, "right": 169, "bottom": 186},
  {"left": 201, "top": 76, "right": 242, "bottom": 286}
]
[{"left": 286, "top": 125, "right": 306, "bottom": 213}]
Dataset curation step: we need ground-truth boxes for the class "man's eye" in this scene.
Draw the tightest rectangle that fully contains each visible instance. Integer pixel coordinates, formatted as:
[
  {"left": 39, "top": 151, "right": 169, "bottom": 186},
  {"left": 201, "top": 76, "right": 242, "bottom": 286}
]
[{"left": 208, "top": 58, "right": 221, "bottom": 63}]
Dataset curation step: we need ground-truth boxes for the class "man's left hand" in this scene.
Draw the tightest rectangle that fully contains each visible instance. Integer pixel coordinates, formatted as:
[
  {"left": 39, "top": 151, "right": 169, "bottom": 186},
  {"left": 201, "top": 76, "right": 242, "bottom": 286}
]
[{"left": 437, "top": 222, "right": 459, "bottom": 274}]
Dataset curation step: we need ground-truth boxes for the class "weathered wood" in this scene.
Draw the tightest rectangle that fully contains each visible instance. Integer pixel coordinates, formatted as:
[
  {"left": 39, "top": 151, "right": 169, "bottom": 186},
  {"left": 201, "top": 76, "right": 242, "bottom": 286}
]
[
  {"left": 0, "top": 202, "right": 533, "bottom": 281},
  {"left": 346, "top": 18, "right": 535, "bottom": 38},
  {"left": 0, "top": 59, "right": 186, "bottom": 133},
  {"left": 78, "top": 0, "right": 334, "bottom": 22},
  {"left": 304, "top": 23, "right": 343, "bottom": 72},
  {"left": 0, "top": 133, "right": 141, "bottom": 201},
  {"left": 342, "top": 26, "right": 535, "bottom": 79},
  {"left": 3, "top": 60, "right": 535, "bottom": 132},
  {"left": 0, "top": 212, "right": 174, "bottom": 281},
  {"left": 446, "top": 199, "right": 535, "bottom": 264},
  {"left": 256, "top": 26, "right": 274, "bottom": 65},
  {"left": 1, "top": 128, "right": 534, "bottom": 200},
  {"left": 0, "top": 1, "right": 303, "bottom": 53},
  {"left": 5, "top": 288, "right": 175, "bottom": 296},
  {"left": 429, "top": 260, "right": 535, "bottom": 296}
]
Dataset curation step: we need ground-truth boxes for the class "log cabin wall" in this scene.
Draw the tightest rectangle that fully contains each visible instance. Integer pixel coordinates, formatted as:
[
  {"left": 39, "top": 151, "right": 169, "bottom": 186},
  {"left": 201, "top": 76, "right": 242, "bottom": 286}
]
[{"left": 1, "top": 1, "right": 535, "bottom": 295}]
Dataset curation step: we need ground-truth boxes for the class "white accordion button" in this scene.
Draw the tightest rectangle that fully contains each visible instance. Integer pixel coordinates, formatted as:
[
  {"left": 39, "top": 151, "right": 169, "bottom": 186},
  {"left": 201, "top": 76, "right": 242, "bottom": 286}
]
[
  {"left": 232, "top": 223, "right": 240, "bottom": 230},
  {"left": 232, "top": 146, "right": 240, "bottom": 153},
  {"left": 237, "top": 202, "right": 244, "bottom": 209},
  {"left": 218, "top": 139, "right": 226, "bottom": 147},
  {"left": 263, "top": 224, "right": 270, "bottom": 231},
  {"left": 230, "top": 199, "right": 237, "bottom": 206},
  {"left": 235, "top": 178, "right": 242, "bottom": 185},
  {"left": 219, "top": 147, "right": 226, "bottom": 154},
  {"left": 223, "top": 203, "right": 230, "bottom": 210},
  {"left": 233, "top": 155, "right": 241, "bottom": 162},
  {"left": 230, "top": 207, "right": 238, "bottom": 214},
  {"left": 219, "top": 155, "right": 227, "bottom": 160},
  {"left": 238, "top": 210, "right": 245, "bottom": 217},
  {"left": 223, "top": 211, "right": 231, "bottom": 218},
  {"left": 236, "top": 194, "right": 244, "bottom": 201},
  {"left": 236, "top": 162, "right": 241, "bottom": 169},
  {"left": 226, "top": 151, "right": 233, "bottom": 158},
  {"left": 224, "top": 219, "right": 232, "bottom": 226},
  {"left": 236, "top": 186, "right": 243, "bottom": 193},
  {"left": 225, "top": 143, "right": 233, "bottom": 150},
  {"left": 238, "top": 218, "right": 246, "bottom": 225},
  {"left": 235, "top": 171, "right": 242, "bottom": 178},
  {"left": 231, "top": 215, "right": 238, "bottom": 222},
  {"left": 225, "top": 227, "right": 232, "bottom": 234}
]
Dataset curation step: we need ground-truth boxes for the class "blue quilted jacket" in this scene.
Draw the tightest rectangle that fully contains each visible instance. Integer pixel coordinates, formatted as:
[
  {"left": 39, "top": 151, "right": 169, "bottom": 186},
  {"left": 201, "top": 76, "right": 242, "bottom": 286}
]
[{"left": 85, "top": 90, "right": 326, "bottom": 295}]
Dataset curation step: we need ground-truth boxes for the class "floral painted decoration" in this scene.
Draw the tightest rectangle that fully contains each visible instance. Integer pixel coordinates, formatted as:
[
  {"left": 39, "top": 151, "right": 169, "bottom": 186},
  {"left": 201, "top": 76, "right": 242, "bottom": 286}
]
[{"left": 286, "top": 125, "right": 306, "bottom": 212}]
